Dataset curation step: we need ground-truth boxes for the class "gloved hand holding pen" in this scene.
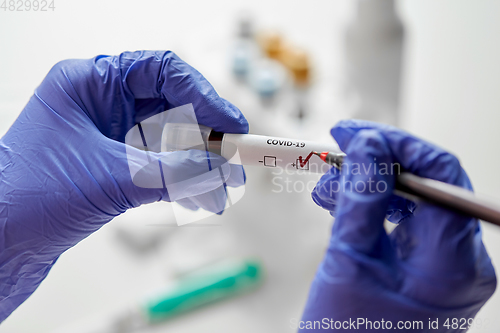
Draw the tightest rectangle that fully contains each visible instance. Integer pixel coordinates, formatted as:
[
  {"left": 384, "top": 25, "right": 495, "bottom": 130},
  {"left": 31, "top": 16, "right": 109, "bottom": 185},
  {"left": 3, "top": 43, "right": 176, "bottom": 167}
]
[
  {"left": 0, "top": 51, "right": 248, "bottom": 321},
  {"left": 301, "top": 120, "right": 496, "bottom": 332}
]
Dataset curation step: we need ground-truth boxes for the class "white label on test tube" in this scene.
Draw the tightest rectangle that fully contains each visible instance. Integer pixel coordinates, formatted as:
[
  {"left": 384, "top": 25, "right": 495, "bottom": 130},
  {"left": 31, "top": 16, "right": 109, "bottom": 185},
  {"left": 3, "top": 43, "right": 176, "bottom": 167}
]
[{"left": 220, "top": 133, "right": 341, "bottom": 174}]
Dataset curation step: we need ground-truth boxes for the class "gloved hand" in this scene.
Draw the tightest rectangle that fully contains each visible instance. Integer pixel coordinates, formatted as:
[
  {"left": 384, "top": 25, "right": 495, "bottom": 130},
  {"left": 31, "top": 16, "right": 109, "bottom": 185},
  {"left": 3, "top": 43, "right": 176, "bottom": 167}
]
[
  {"left": 301, "top": 120, "right": 496, "bottom": 332},
  {"left": 0, "top": 51, "right": 248, "bottom": 320}
]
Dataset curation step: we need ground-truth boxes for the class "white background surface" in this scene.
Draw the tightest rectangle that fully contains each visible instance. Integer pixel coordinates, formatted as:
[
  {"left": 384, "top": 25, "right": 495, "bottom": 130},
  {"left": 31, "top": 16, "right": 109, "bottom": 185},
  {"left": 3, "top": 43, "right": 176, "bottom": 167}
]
[{"left": 1, "top": 0, "right": 500, "bottom": 332}]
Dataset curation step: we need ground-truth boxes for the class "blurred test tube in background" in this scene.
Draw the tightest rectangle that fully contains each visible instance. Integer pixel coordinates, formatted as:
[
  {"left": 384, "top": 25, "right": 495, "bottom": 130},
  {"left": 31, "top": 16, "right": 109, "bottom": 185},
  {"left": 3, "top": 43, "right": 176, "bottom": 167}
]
[{"left": 344, "top": 0, "right": 405, "bottom": 126}]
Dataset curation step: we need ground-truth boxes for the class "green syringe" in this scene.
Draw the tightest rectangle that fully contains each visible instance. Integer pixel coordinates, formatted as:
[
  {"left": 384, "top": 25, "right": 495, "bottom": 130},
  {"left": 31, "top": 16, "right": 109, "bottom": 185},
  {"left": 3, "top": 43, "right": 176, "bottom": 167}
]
[
  {"left": 144, "top": 259, "right": 263, "bottom": 322},
  {"left": 91, "top": 259, "right": 264, "bottom": 333}
]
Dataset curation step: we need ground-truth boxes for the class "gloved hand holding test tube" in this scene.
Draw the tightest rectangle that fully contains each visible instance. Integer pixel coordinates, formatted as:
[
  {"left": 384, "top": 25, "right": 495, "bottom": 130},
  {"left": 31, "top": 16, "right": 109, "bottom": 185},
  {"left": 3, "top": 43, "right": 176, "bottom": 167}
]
[{"left": 161, "top": 124, "right": 500, "bottom": 227}]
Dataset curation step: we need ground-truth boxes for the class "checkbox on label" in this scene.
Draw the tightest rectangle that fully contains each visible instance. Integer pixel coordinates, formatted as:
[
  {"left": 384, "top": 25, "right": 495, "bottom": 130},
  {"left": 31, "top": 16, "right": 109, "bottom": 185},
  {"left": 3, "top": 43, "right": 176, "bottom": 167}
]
[
  {"left": 296, "top": 159, "right": 309, "bottom": 170},
  {"left": 264, "top": 156, "right": 277, "bottom": 167}
]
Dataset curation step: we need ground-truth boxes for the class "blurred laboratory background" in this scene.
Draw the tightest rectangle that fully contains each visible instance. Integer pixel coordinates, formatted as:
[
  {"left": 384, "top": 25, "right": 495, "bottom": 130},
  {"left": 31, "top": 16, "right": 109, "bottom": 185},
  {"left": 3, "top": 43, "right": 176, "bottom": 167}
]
[{"left": 1, "top": 0, "right": 500, "bottom": 332}]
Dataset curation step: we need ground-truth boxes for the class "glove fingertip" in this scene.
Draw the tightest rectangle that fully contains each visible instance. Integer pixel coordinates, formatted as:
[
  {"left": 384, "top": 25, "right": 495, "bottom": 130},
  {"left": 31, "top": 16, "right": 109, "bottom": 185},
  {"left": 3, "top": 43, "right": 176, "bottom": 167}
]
[
  {"left": 226, "top": 164, "right": 246, "bottom": 188},
  {"left": 331, "top": 119, "right": 398, "bottom": 152},
  {"left": 311, "top": 189, "right": 322, "bottom": 206},
  {"left": 330, "top": 127, "right": 352, "bottom": 152},
  {"left": 311, "top": 189, "right": 337, "bottom": 213},
  {"left": 330, "top": 120, "right": 364, "bottom": 151},
  {"left": 221, "top": 99, "right": 249, "bottom": 134}
]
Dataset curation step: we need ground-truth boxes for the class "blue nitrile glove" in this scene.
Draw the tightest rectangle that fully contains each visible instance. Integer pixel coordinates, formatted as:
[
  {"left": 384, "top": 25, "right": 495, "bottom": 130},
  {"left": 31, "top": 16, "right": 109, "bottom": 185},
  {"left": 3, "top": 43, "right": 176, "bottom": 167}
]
[
  {"left": 0, "top": 51, "right": 248, "bottom": 320},
  {"left": 301, "top": 120, "right": 496, "bottom": 332}
]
